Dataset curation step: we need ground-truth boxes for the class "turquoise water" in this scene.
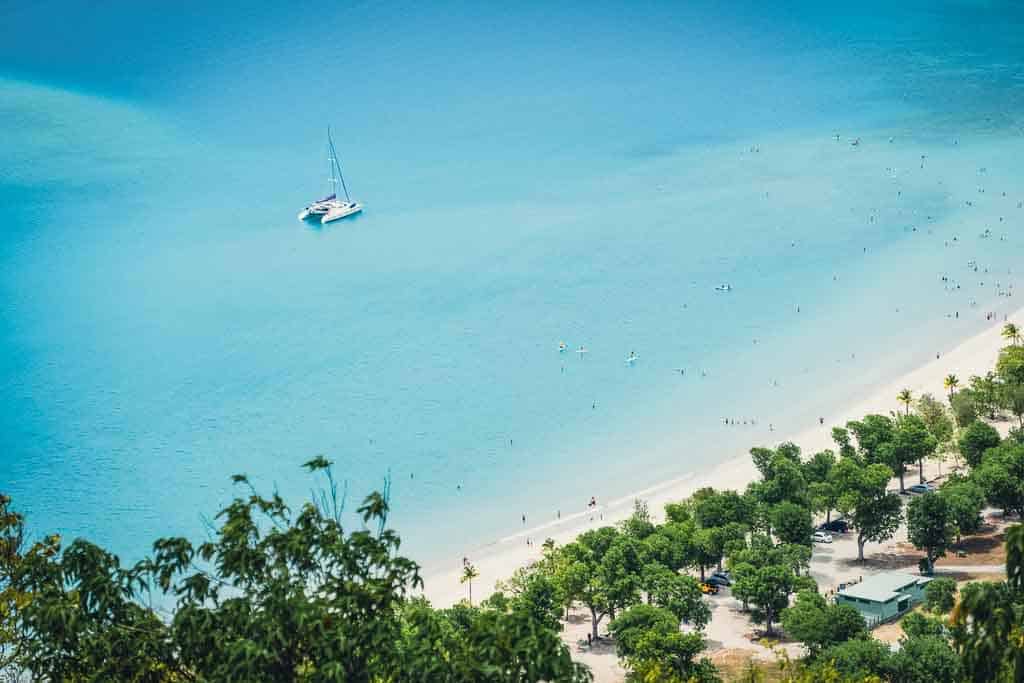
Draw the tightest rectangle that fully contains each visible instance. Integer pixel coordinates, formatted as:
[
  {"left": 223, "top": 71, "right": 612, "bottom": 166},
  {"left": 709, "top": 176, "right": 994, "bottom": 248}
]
[{"left": 3, "top": 1, "right": 1024, "bottom": 569}]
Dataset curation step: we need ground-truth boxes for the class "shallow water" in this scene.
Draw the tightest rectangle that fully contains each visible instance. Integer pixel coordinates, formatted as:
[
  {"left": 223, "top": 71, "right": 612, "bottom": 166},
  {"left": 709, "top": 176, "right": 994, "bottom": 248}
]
[{"left": 3, "top": 1, "right": 1024, "bottom": 567}]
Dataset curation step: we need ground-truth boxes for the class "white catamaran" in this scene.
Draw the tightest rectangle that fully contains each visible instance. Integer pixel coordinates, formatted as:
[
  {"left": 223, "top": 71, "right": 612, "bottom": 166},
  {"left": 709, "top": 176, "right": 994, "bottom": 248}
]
[{"left": 297, "top": 128, "right": 363, "bottom": 224}]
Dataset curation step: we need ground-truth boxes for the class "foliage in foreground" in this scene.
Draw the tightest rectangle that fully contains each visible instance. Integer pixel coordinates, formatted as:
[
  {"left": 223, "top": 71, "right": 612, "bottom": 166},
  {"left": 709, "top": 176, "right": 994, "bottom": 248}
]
[{"left": 0, "top": 460, "right": 591, "bottom": 682}]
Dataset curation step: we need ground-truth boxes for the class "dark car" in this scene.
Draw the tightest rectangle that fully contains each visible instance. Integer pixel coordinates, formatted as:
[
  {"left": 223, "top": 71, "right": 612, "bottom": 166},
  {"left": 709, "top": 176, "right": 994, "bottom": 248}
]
[
  {"left": 709, "top": 571, "right": 732, "bottom": 585},
  {"left": 818, "top": 519, "right": 849, "bottom": 533},
  {"left": 705, "top": 574, "right": 730, "bottom": 588}
]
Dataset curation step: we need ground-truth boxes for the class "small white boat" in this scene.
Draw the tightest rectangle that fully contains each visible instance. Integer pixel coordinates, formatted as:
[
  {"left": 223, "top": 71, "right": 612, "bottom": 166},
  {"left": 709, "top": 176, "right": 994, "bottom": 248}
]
[
  {"left": 559, "top": 341, "right": 567, "bottom": 352},
  {"left": 576, "top": 346, "right": 588, "bottom": 355},
  {"left": 298, "top": 127, "right": 363, "bottom": 224},
  {"left": 626, "top": 352, "right": 639, "bottom": 364},
  {"left": 714, "top": 283, "right": 733, "bottom": 292}
]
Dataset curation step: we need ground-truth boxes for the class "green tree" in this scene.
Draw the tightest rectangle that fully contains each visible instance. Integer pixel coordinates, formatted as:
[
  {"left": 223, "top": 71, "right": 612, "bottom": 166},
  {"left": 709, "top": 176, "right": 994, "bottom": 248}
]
[
  {"left": 664, "top": 500, "right": 693, "bottom": 525},
  {"left": 691, "top": 522, "right": 747, "bottom": 579},
  {"left": 938, "top": 476, "right": 985, "bottom": 543},
  {"left": 815, "top": 637, "right": 892, "bottom": 679},
  {"left": 888, "top": 634, "right": 963, "bottom": 683},
  {"left": 889, "top": 414, "right": 938, "bottom": 490},
  {"left": 462, "top": 561, "right": 480, "bottom": 605},
  {"left": 831, "top": 427, "right": 859, "bottom": 461},
  {"left": 750, "top": 452, "right": 809, "bottom": 509},
  {"left": 950, "top": 389, "right": 978, "bottom": 429},
  {"left": 968, "top": 373, "right": 1002, "bottom": 419},
  {"left": 833, "top": 460, "right": 903, "bottom": 561},
  {"left": 958, "top": 420, "right": 1001, "bottom": 469},
  {"left": 1003, "top": 322, "right": 1022, "bottom": 346},
  {"left": 901, "top": 610, "right": 946, "bottom": 638},
  {"left": 845, "top": 414, "right": 895, "bottom": 465},
  {"left": 731, "top": 563, "right": 812, "bottom": 637},
  {"left": 691, "top": 488, "right": 751, "bottom": 529},
  {"left": 996, "top": 343, "right": 1024, "bottom": 384},
  {"left": 559, "top": 531, "right": 614, "bottom": 641},
  {"left": 924, "top": 577, "right": 957, "bottom": 614},
  {"left": 620, "top": 499, "right": 656, "bottom": 539},
  {"left": 608, "top": 604, "right": 720, "bottom": 683},
  {"left": 777, "top": 543, "right": 813, "bottom": 578},
  {"left": 771, "top": 502, "right": 814, "bottom": 546},
  {"left": 974, "top": 442, "right": 1024, "bottom": 517},
  {"left": 643, "top": 521, "right": 695, "bottom": 573},
  {"left": 640, "top": 564, "right": 710, "bottom": 628},
  {"left": 897, "top": 388, "right": 914, "bottom": 416},
  {"left": 804, "top": 450, "right": 840, "bottom": 524},
  {"left": 944, "top": 373, "right": 960, "bottom": 399},
  {"left": 780, "top": 590, "right": 867, "bottom": 656},
  {"left": 494, "top": 564, "right": 564, "bottom": 633},
  {"left": 916, "top": 393, "right": 954, "bottom": 448},
  {"left": 1001, "top": 382, "right": 1024, "bottom": 428},
  {"left": 907, "top": 492, "right": 954, "bottom": 574}
]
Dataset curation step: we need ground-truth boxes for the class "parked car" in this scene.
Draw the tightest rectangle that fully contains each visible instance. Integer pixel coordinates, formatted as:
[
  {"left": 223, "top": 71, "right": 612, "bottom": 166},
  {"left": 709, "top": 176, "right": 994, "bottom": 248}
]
[
  {"left": 907, "top": 483, "right": 937, "bottom": 495},
  {"left": 699, "top": 582, "right": 720, "bottom": 595},
  {"left": 812, "top": 531, "right": 833, "bottom": 544},
  {"left": 709, "top": 571, "right": 732, "bottom": 586},
  {"left": 818, "top": 519, "right": 849, "bottom": 533}
]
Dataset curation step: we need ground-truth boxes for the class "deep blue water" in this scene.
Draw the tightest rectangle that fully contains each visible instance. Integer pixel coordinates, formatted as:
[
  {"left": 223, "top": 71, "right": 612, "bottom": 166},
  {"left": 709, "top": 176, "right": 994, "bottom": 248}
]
[{"left": 3, "top": 1, "right": 1024, "bottom": 570}]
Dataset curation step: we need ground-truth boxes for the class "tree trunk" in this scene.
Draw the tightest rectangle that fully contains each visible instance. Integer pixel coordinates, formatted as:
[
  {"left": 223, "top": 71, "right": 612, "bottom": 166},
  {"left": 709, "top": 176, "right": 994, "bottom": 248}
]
[
  {"left": 765, "top": 609, "right": 775, "bottom": 636},
  {"left": 919, "top": 458, "right": 925, "bottom": 484},
  {"left": 590, "top": 607, "right": 601, "bottom": 641},
  {"left": 898, "top": 468, "right": 906, "bottom": 493},
  {"left": 699, "top": 565, "right": 706, "bottom": 581},
  {"left": 857, "top": 535, "right": 866, "bottom": 561},
  {"left": 826, "top": 508, "right": 832, "bottom": 524}
]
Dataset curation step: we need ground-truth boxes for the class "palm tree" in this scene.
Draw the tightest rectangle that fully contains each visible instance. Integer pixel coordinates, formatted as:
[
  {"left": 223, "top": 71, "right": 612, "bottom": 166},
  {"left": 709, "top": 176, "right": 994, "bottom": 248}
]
[
  {"left": 897, "top": 388, "right": 913, "bottom": 416},
  {"left": 461, "top": 562, "right": 479, "bottom": 606},
  {"left": 944, "top": 374, "right": 959, "bottom": 399},
  {"left": 1002, "top": 322, "right": 1021, "bottom": 346}
]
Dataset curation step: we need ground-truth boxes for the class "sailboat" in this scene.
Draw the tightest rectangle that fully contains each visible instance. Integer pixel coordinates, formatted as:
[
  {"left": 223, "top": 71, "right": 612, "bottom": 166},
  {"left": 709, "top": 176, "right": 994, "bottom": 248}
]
[{"left": 297, "top": 128, "right": 363, "bottom": 224}]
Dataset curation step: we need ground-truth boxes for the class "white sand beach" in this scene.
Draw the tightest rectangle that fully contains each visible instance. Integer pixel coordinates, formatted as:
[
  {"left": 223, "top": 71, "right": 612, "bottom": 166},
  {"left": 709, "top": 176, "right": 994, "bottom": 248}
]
[{"left": 421, "top": 304, "right": 1024, "bottom": 607}]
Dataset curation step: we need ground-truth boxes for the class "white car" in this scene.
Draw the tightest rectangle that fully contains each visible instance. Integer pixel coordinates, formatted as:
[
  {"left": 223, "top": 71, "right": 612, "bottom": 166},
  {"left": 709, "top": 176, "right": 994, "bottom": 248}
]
[{"left": 812, "top": 531, "right": 833, "bottom": 544}]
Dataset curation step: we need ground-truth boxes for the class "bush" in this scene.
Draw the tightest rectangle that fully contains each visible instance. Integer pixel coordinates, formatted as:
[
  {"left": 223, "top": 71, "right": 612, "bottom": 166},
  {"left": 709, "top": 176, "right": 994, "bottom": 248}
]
[
  {"left": 901, "top": 611, "right": 946, "bottom": 638},
  {"left": 781, "top": 590, "right": 867, "bottom": 656},
  {"left": 924, "top": 577, "right": 957, "bottom": 613},
  {"left": 888, "top": 635, "right": 963, "bottom": 683},
  {"left": 815, "top": 638, "right": 892, "bottom": 679}
]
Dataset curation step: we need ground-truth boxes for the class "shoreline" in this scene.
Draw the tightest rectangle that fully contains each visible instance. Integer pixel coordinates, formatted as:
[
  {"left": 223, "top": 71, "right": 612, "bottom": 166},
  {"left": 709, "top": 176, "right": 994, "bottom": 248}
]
[{"left": 420, "top": 303, "right": 1024, "bottom": 607}]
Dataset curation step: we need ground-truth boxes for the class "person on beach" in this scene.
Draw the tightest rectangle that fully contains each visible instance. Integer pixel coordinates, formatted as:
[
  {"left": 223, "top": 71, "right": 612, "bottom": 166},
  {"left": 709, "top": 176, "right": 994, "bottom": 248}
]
[{"left": 522, "top": 514, "right": 526, "bottom": 525}]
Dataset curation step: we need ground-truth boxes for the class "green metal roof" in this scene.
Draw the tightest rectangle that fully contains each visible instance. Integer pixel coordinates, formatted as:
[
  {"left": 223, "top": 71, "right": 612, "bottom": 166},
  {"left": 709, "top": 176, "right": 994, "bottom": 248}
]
[{"left": 837, "top": 572, "right": 932, "bottom": 604}]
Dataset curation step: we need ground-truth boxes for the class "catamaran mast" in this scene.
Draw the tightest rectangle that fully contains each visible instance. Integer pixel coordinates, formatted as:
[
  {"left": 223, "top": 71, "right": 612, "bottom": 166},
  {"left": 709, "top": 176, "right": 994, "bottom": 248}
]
[
  {"left": 327, "top": 127, "right": 351, "bottom": 202},
  {"left": 327, "top": 127, "right": 337, "bottom": 198}
]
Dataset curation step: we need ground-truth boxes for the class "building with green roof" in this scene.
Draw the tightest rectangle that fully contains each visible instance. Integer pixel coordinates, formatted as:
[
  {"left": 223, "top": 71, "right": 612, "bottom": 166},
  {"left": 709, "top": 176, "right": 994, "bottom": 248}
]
[{"left": 834, "top": 572, "right": 932, "bottom": 626}]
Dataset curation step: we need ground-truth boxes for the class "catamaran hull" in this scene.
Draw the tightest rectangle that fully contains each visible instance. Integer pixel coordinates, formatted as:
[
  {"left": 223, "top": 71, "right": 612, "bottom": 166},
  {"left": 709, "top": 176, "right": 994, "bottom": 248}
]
[{"left": 322, "top": 203, "right": 363, "bottom": 223}]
